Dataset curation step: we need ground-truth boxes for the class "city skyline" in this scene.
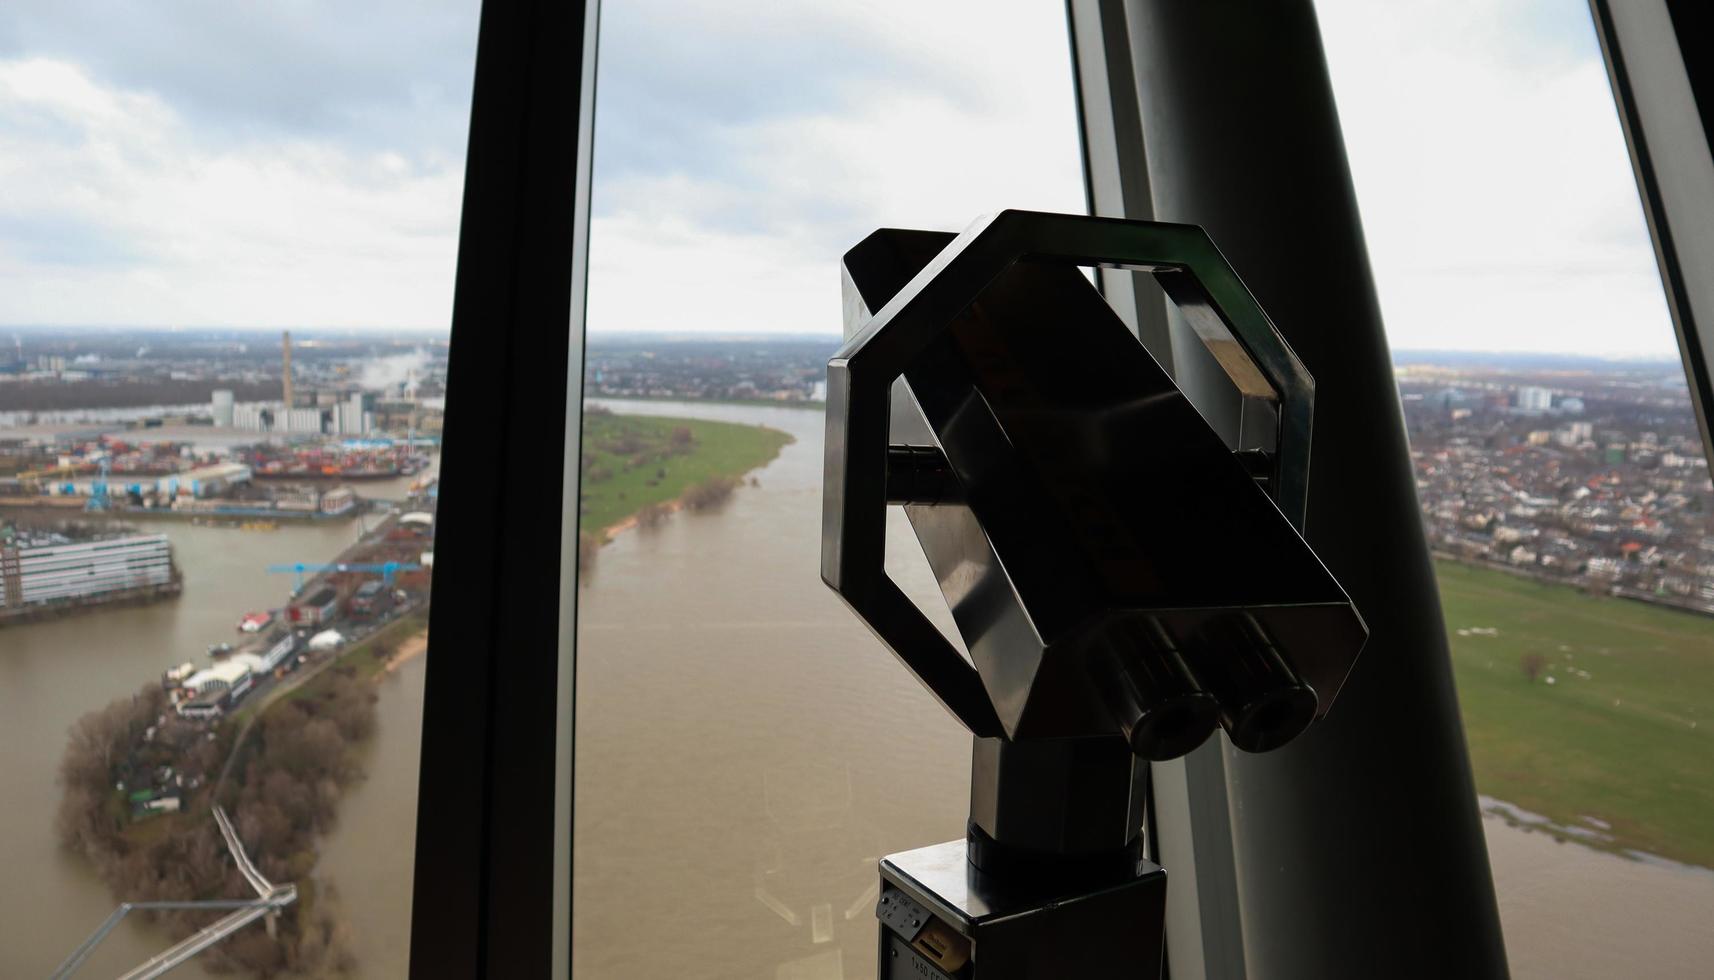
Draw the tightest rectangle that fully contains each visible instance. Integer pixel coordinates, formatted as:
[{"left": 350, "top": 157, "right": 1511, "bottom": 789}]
[{"left": 0, "top": 323, "right": 1698, "bottom": 367}]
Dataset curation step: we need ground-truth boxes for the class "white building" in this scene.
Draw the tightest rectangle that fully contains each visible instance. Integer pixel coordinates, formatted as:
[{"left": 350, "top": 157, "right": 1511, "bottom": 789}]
[
  {"left": 232, "top": 403, "right": 270, "bottom": 430},
  {"left": 176, "top": 660, "right": 255, "bottom": 717},
  {"left": 0, "top": 532, "right": 175, "bottom": 607},
  {"left": 182, "top": 659, "right": 253, "bottom": 696},
  {"left": 151, "top": 462, "right": 252, "bottom": 499},
  {"left": 230, "top": 632, "right": 298, "bottom": 675},
  {"left": 211, "top": 389, "right": 235, "bottom": 427},
  {"left": 1555, "top": 421, "right": 1594, "bottom": 447},
  {"left": 331, "top": 392, "right": 373, "bottom": 436},
  {"left": 280, "top": 407, "right": 328, "bottom": 434},
  {"left": 1515, "top": 386, "right": 1553, "bottom": 413}
]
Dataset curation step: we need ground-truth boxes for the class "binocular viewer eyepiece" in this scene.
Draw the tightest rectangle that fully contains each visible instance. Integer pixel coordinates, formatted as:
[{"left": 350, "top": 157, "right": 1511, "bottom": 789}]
[{"left": 1091, "top": 612, "right": 1317, "bottom": 760}]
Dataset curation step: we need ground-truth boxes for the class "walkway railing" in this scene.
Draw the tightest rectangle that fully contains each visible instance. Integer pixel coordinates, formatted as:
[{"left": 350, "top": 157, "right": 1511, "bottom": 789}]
[{"left": 51, "top": 806, "right": 296, "bottom": 980}]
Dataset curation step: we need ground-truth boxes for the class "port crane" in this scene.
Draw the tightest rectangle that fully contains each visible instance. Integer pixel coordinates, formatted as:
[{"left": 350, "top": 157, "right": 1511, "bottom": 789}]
[
  {"left": 15, "top": 458, "right": 97, "bottom": 490},
  {"left": 84, "top": 458, "right": 112, "bottom": 512},
  {"left": 266, "top": 559, "right": 421, "bottom": 595}
]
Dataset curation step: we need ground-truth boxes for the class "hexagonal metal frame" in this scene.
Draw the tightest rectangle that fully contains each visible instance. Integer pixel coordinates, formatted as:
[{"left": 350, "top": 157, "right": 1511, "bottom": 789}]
[{"left": 822, "top": 210, "right": 1317, "bottom": 737}]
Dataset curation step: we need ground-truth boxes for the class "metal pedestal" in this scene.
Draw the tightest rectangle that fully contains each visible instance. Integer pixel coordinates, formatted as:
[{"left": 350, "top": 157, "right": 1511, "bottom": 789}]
[{"left": 877, "top": 839, "right": 1166, "bottom": 980}]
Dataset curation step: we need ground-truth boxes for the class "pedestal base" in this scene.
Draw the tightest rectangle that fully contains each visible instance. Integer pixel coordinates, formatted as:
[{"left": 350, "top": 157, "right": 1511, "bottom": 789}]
[{"left": 876, "top": 839, "right": 1167, "bottom": 980}]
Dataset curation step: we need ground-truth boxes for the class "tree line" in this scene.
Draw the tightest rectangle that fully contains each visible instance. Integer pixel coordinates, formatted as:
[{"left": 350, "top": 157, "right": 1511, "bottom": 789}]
[{"left": 56, "top": 668, "right": 381, "bottom": 976}]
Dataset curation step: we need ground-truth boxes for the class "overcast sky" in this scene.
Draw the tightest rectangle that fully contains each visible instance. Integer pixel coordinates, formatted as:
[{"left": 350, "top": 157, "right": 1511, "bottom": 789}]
[{"left": 0, "top": 0, "right": 1681, "bottom": 356}]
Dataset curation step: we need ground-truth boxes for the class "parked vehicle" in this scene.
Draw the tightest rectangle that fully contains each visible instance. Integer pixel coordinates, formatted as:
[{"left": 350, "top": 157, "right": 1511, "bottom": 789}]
[{"left": 349, "top": 580, "right": 394, "bottom": 619}]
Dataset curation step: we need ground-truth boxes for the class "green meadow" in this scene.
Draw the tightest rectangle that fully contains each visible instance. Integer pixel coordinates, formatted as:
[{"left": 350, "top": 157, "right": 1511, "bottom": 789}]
[
  {"left": 577, "top": 411, "right": 792, "bottom": 536},
  {"left": 1437, "top": 559, "right": 1714, "bottom": 867}
]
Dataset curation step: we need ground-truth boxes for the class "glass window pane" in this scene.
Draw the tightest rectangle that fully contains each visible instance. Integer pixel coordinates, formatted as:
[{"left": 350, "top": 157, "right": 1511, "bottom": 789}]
[
  {"left": 0, "top": 4, "right": 476, "bottom": 976},
  {"left": 574, "top": 4, "right": 1085, "bottom": 976},
  {"left": 1321, "top": 3, "right": 1714, "bottom": 977}
]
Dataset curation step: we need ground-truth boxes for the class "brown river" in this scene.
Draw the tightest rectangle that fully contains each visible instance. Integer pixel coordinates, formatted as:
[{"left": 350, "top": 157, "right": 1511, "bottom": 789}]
[{"left": 3, "top": 403, "right": 1711, "bottom": 977}]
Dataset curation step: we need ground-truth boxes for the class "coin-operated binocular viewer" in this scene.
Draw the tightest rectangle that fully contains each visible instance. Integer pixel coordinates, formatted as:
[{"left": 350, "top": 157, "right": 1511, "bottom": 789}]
[{"left": 822, "top": 211, "right": 1368, "bottom": 979}]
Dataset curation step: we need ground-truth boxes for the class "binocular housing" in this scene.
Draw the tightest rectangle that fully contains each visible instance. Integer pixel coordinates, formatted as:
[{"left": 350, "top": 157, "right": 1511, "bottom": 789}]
[{"left": 824, "top": 212, "right": 1367, "bottom": 764}]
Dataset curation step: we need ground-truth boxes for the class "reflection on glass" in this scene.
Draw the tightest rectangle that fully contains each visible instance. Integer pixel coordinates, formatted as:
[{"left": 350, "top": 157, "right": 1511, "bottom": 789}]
[
  {"left": 1321, "top": 1, "right": 1714, "bottom": 976},
  {"left": 0, "top": 3, "right": 476, "bottom": 976}
]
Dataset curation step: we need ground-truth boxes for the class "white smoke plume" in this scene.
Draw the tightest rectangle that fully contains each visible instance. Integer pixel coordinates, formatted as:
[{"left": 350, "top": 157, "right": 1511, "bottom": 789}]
[{"left": 358, "top": 349, "right": 429, "bottom": 395}]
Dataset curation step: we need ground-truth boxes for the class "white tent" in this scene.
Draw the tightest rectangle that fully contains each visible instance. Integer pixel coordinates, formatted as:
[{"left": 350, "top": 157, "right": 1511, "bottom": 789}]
[{"left": 307, "top": 629, "right": 345, "bottom": 652}]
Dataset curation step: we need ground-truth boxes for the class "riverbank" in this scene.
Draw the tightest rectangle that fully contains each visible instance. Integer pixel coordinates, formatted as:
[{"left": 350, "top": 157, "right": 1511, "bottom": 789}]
[
  {"left": 56, "top": 675, "right": 370, "bottom": 975},
  {"left": 0, "top": 515, "right": 185, "bottom": 629},
  {"left": 593, "top": 394, "right": 824, "bottom": 412},
  {"left": 45, "top": 485, "right": 432, "bottom": 973},
  {"left": 378, "top": 630, "right": 428, "bottom": 675},
  {"left": 1439, "top": 558, "right": 1714, "bottom": 868},
  {"left": 1, "top": 501, "right": 363, "bottom": 527},
  {"left": 55, "top": 605, "right": 432, "bottom": 976},
  {"left": 578, "top": 408, "right": 792, "bottom": 541},
  {"left": 0, "top": 575, "right": 182, "bottom": 627}
]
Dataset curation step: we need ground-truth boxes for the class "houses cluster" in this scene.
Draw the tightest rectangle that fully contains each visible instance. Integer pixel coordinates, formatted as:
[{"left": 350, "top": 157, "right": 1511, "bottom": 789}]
[
  {"left": 1403, "top": 375, "right": 1714, "bottom": 610},
  {"left": 584, "top": 339, "right": 830, "bottom": 403}
]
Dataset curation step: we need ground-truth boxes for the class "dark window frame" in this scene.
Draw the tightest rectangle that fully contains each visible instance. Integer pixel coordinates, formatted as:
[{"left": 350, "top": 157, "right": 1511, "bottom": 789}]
[
  {"left": 402, "top": 0, "right": 1714, "bottom": 975},
  {"left": 1591, "top": 0, "right": 1714, "bottom": 466},
  {"left": 407, "top": 0, "right": 597, "bottom": 975},
  {"left": 1067, "top": 3, "right": 1507, "bottom": 978}
]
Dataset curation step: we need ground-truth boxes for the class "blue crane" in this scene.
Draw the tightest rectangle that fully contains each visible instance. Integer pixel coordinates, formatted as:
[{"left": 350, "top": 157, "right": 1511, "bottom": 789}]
[
  {"left": 266, "top": 560, "right": 421, "bottom": 595},
  {"left": 84, "top": 457, "right": 111, "bottom": 512}
]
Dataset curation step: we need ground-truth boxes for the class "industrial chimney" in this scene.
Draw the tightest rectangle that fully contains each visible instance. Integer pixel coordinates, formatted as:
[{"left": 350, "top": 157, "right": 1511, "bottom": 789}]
[{"left": 282, "top": 330, "right": 294, "bottom": 409}]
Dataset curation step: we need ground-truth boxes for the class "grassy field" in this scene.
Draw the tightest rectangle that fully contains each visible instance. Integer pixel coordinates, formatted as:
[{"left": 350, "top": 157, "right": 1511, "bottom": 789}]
[
  {"left": 1437, "top": 559, "right": 1714, "bottom": 867},
  {"left": 578, "top": 411, "right": 792, "bottom": 536},
  {"left": 598, "top": 394, "right": 824, "bottom": 411}
]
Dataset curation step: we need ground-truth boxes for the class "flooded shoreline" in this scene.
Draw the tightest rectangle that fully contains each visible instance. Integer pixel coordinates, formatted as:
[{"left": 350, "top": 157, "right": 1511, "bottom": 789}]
[
  {"left": 3, "top": 403, "right": 1709, "bottom": 978},
  {"left": 0, "top": 461, "right": 434, "bottom": 978},
  {"left": 572, "top": 400, "right": 1714, "bottom": 980}
]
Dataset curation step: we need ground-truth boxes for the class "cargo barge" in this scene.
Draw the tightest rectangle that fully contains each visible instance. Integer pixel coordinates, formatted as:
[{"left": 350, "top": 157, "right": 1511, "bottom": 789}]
[
  {"left": 137, "top": 484, "right": 362, "bottom": 523},
  {"left": 240, "top": 442, "right": 429, "bottom": 482}
]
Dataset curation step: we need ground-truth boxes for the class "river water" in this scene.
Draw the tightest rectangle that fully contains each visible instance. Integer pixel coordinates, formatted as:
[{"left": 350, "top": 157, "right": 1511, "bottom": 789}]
[
  {"left": 4, "top": 406, "right": 1711, "bottom": 977},
  {"left": 572, "top": 401, "right": 1714, "bottom": 980},
  {"left": 0, "top": 465, "right": 431, "bottom": 979}
]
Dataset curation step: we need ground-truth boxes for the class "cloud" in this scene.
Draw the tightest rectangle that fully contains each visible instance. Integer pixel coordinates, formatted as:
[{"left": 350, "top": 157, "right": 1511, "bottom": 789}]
[
  {"left": 590, "top": 0, "right": 1679, "bottom": 355},
  {"left": 0, "top": 57, "right": 466, "bottom": 328},
  {"left": 0, "top": 0, "right": 1683, "bottom": 358},
  {"left": 587, "top": 0, "right": 1087, "bottom": 335},
  {"left": 1317, "top": 0, "right": 1676, "bottom": 356},
  {"left": 0, "top": 0, "right": 478, "bottom": 162}
]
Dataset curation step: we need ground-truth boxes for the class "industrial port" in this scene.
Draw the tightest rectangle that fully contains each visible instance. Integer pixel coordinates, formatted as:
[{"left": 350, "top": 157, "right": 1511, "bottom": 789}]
[
  {"left": 46, "top": 478, "right": 437, "bottom": 975},
  {"left": 16, "top": 329, "right": 1714, "bottom": 978},
  {"left": 0, "top": 329, "right": 441, "bottom": 632},
  {"left": 131, "top": 499, "right": 434, "bottom": 795}
]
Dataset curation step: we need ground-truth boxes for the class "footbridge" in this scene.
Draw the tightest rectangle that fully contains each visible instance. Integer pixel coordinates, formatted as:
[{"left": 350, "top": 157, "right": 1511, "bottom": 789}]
[{"left": 51, "top": 806, "right": 297, "bottom": 980}]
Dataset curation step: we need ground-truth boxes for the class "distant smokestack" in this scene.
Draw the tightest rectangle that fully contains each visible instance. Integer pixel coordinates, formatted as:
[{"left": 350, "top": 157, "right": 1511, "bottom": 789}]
[{"left": 282, "top": 330, "right": 294, "bottom": 409}]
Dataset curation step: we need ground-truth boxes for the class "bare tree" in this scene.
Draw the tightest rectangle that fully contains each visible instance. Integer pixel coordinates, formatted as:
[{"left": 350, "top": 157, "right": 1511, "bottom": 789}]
[
  {"left": 683, "top": 475, "right": 739, "bottom": 512},
  {"left": 578, "top": 531, "right": 601, "bottom": 581},
  {"left": 636, "top": 502, "right": 672, "bottom": 529},
  {"left": 1520, "top": 652, "right": 1549, "bottom": 682}
]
